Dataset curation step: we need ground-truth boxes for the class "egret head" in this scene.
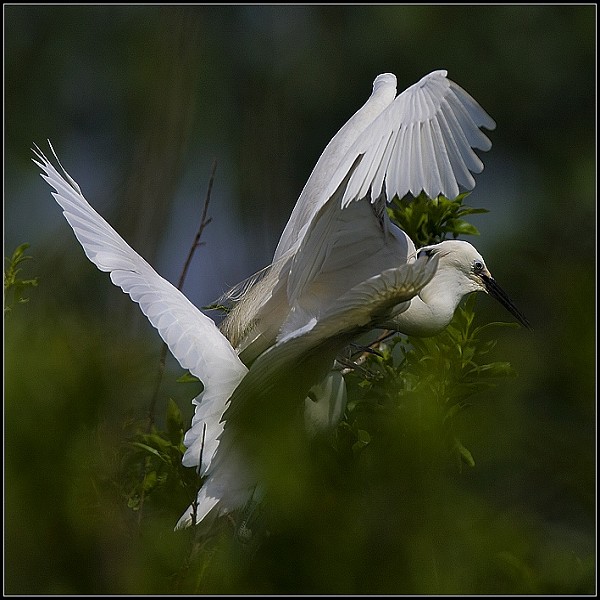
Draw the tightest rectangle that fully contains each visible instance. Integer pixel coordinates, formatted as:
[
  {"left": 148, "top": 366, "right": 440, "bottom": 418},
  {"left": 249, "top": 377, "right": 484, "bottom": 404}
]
[{"left": 417, "top": 240, "right": 531, "bottom": 329}]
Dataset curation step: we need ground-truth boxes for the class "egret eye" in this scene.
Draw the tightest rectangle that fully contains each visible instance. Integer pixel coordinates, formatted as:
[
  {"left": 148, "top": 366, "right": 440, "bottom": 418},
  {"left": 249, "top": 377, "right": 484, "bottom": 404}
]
[{"left": 473, "top": 259, "right": 484, "bottom": 272}]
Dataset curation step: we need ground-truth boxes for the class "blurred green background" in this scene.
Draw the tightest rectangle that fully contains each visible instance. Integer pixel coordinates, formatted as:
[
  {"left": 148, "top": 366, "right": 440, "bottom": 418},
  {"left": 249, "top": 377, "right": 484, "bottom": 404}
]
[{"left": 4, "top": 5, "right": 595, "bottom": 594}]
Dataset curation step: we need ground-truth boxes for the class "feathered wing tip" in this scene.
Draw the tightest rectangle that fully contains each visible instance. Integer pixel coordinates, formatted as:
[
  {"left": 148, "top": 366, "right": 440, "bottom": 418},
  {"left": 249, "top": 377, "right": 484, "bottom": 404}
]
[
  {"left": 32, "top": 140, "right": 82, "bottom": 194},
  {"left": 372, "top": 72, "right": 397, "bottom": 93},
  {"left": 176, "top": 429, "right": 264, "bottom": 531}
]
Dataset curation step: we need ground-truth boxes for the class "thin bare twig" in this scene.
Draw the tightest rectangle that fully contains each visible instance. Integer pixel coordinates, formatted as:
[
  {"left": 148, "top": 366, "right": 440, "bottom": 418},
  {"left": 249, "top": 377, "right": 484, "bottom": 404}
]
[
  {"left": 146, "top": 160, "right": 218, "bottom": 430},
  {"left": 177, "top": 161, "right": 217, "bottom": 290}
]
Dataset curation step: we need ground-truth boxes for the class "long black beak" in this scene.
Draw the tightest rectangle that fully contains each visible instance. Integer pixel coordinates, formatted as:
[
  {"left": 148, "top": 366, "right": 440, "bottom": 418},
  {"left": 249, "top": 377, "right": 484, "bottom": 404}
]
[{"left": 483, "top": 275, "right": 532, "bottom": 330}]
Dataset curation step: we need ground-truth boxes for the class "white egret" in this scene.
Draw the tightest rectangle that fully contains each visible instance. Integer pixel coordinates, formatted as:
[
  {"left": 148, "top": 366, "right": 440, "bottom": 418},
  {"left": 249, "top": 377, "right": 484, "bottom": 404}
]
[
  {"left": 34, "top": 70, "right": 529, "bottom": 531},
  {"left": 220, "top": 70, "right": 528, "bottom": 366}
]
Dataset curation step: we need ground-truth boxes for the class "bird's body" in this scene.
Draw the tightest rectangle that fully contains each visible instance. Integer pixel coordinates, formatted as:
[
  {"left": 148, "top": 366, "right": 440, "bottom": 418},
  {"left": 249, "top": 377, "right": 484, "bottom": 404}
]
[
  {"left": 223, "top": 190, "right": 415, "bottom": 364},
  {"left": 220, "top": 69, "right": 498, "bottom": 361},
  {"left": 35, "top": 69, "right": 529, "bottom": 532}
]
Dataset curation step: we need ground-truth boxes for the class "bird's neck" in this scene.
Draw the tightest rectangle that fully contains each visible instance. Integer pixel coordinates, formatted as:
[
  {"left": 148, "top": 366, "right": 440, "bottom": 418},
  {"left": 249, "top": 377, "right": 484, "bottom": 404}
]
[
  {"left": 386, "top": 269, "right": 467, "bottom": 337},
  {"left": 421, "top": 268, "right": 470, "bottom": 331}
]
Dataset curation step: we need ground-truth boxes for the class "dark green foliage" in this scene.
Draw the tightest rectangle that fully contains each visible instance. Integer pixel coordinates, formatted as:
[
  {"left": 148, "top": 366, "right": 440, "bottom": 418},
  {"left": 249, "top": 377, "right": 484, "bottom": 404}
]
[
  {"left": 119, "top": 399, "right": 201, "bottom": 518},
  {"left": 389, "top": 192, "right": 488, "bottom": 246},
  {"left": 341, "top": 294, "right": 519, "bottom": 473},
  {"left": 4, "top": 243, "right": 39, "bottom": 313}
]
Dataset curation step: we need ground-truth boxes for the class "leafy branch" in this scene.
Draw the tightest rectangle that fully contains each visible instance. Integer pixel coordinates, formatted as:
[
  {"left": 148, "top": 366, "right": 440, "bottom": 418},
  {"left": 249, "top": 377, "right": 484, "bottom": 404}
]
[
  {"left": 388, "top": 192, "right": 488, "bottom": 247},
  {"left": 341, "top": 295, "right": 518, "bottom": 470},
  {"left": 120, "top": 399, "right": 202, "bottom": 518},
  {"left": 4, "top": 243, "right": 39, "bottom": 313}
]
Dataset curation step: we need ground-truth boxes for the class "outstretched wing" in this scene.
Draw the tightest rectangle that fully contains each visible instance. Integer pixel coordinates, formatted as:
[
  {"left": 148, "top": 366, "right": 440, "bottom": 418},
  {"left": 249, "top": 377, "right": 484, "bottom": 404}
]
[
  {"left": 276, "top": 70, "right": 494, "bottom": 263},
  {"left": 333, "top": 69, "right": 496, "bottom": 208},
  {"left": 33, "top": 143, "right": 248, "bottom": 476}
]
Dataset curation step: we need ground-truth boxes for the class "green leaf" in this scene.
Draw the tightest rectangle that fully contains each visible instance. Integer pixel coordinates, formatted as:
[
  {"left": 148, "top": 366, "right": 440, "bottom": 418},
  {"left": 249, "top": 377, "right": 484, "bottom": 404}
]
[
  {"left": 456, "top": 207, "right": 489, "bottom": 216},
  {"left": 4, "top": 243, "right": 39, "bottom": 313},
  {"left": 387, "top": 192, "right": 488, "bottom": 247},
  {"left": 166, "top": 398, "right": 184, "bottom": 445},
  {"left": 468, "top": 362, "right": 516, "bottom": 378},
  {"left": 129, "top": 441, "right": 171, "bottom": 465},
  {"left": 127, "top": 496, "right": 141, "bottom": 511},
  {"left": 142, "top": 470, "right": 158, "bottom": 492},
  {"left": 177, "top": 372, "right": 201, "bottom": 384},
  {"left": 454, "top": 438, "right": 476, "bottom": 467},
  {"left": 447, "top": 221, "right": 481, "bottom": 236},
  {"left": 352, "top": 429, "right": 371, "bottom": 456},
  {"left": 444, "top": 402, "right": 471, "bottom": 423}
]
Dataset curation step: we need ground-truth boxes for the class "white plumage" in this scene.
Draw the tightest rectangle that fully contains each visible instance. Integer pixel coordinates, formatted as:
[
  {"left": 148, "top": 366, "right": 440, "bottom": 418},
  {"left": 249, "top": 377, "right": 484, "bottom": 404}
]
[
  {"left": 221, "top": 70, "right": 497, "bottom": 363},
  {"left": 35, "top": 70, "right": 527, "bottom": 532}
]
